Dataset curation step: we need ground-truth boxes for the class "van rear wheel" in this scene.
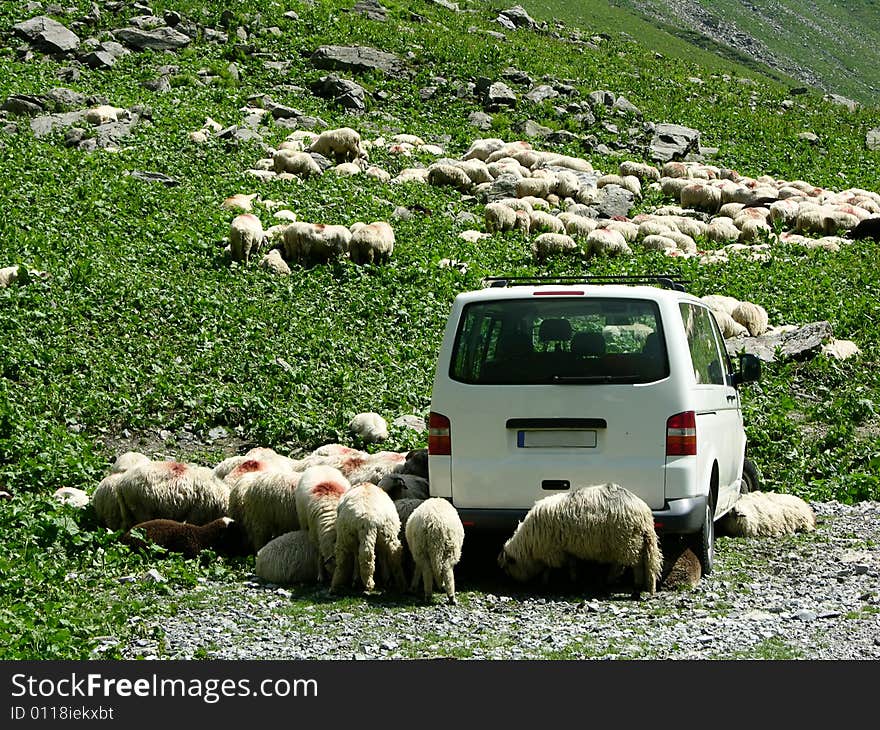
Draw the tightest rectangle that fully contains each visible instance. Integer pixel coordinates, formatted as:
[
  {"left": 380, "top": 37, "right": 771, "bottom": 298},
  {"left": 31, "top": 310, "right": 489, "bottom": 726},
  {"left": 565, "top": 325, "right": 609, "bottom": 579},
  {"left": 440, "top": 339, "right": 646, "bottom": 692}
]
[
  {"left": 690, "top": 492, "right": 715, "bottom": 576},
  {"left": 741, "top": 457, "right": 760, "bottom": 494}
]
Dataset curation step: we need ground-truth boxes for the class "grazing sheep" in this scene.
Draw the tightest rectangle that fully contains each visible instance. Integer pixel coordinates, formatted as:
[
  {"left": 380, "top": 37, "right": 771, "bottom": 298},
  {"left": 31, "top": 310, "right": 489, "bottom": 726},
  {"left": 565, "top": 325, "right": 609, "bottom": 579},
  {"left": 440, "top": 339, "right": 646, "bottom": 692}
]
[
  {"left": 308, "top": 127, "right": 363, "bottom": 163},
  {"left": 92, "top": 451, "right": 151, "bottom": 530},
  {"left": 427, "top": 163, "right": 473, "bottom": 191},
  {"left": 531, "top": 232, "right": 580, "bottom": 262},
  {"left": 0, "top": 265, "right": 21, "bottom": 288},
  {"left": 394, "top": 497, "right": 425, "bottom": 575},
  {"left": 516, "top": 177, "right": 551, "bottom": 200},
  {"left": 405, "top": 498, "right": 465, "bottom": 604},
  {"left": 273, "top": 149, "right": 323, "bottom": 177},
  {"left": 283, "top": 222, "right": 351, "bottom": 264},
  {"left": 681, "top": 183, "right": 722, "bottom": 213},
  {"left": 462, "top": 137, "right": 506, "bottom": 161},
  {"left": 255, "top": 530, "right": 320, "bottom": 584},
  {"left": 586, "top": 227, "right": 632, "bottom": 257},
  {"left": 529, "top": 210, "right": 565, "bottom": 234},
  {"left": 114, "top": 461, "right": 231, "bottom": 531},
  {"left": 558, "top": 212, "right": 597, "bottom": 239},
  {"left": 331, "top": 482, "right": 406, "bottom": 594},
  {"left": 53, "top": 487, "right": 90, "bottom": 509},
  {"left": 295, "top": 465, "right": 351, "bottom": 582},
  {"left": 619, "top": 161, "right": 660, "bottom": 182},
  {"left": 705, "top": 217, "right": 741, "bottom": 243},
  {"left": 228, "top": 213, "right": 264, "bottom": 263},
  {"left": 349, "top": 221, "right": 395, "bottom": 265},
  {"left": 260, "top": 248, "right": 291, "bottom": 276},
  {"left": 338, "top": 450, "right": 407, "bottom": 485},
  {"left": 640, "top": 234, "right": 678, "bottom": 253},
  {"left": 121, "top": 517, "right": 249, "bottom": 559},
  {"left": 214, "top": 447, "right": 288, "bottom": 482},
  {"left": 228, "top": 468, "right": 302, "bottom": 552},
  {"left": 348, "top": 412, "right": 388, "bottom": 444},
  {"left": 485, "top": 202, "right": 518, "bottom": 233},
  {"left": 498, "top": 483, "right": 662, "bottom": 597},
  {"left": 222, "top": 193, "right": 259, "bottom": 212},
  {"left": 85, "top": 105, "right": 128, "bottom": 125},
  {"left": 731, "top": 301, "right": 769, "bottom": 336},
  {"left": 377, "top": 473, "right": 430, "bottom": 501},
  {"left": 718, "top": 491, "right": 816, "bottom": 538}
]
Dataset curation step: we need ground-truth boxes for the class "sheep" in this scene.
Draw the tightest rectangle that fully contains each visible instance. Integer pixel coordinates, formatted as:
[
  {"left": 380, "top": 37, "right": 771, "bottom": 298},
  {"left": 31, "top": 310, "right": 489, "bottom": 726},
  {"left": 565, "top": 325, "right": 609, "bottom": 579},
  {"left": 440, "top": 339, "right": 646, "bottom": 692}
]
[
  {"left": 283, "top": 222, "right": 351, "bottom": 263},
  {"left": 602, "top": 219, "right": 639, "bottom": 242},
  {"left": 498, "top": 197, "right": 533, "bottom": 213},
  {"left": 0, "top": 265, "right": 20, "bottom": 288},
  {"left": 597, "top": 174, "right": 641, "bottom": 198},
  {"left": 659, "top": 545, "right": 702, "bottom": 590},
  {"left": 365, "top": 165, "right": 392, "bottom": 182},
  {"left": 619, "top": 160, "right": 660, "bottom": 181},
  {"left": 308, "top": 127, "right": 363, "bottom": 163},
  {"left": 531, "top": 232, "right": 580, "bottom": 263},
  {"left": 391, "top": 167, "right": 430, "bottom": 185},
  {"left": 338, "top": 450, "right": 407, "bottom": 485},
  {"left": 394, "top": 496, "right": 425, "bottom": 575},
  {"left": 462, "top": 138, "right": 506, "bottom": 161},
  {"left": 551, "top": 170, "right": 581, "bottom": 198},
  {"left": 705, "top": 217, "right": 741, "bottom": 243},
  {"left": 53, "top": 487, "right": 90, "bottom": 509},
  {"left": 738, "top": 218, "right": 773, "bottom": 243},
  {"left": 731, "top": 301, "right": 769, "bottom": 336},
  {"left": 114, "top": 461, "right": 231, "bottom": 532},
  {"left": 295, "top": 465, "right": 351, "bottom": 582},
  {"left": 457, "top": 158, "right": 493, "bottom": 185},
  {"left": 515, "top": 177, "right": 551, "bottom": 200},
  {"left": 272, "top": 149, "right": 323, "bottom": 177},
  {"left": 228, "top": 468, "right": 303, "bottom": 552},
  {"left": 405, "top": 498, "right": 465, "bottom": 605},
  {"left": 528, "top": 210, "right": 565, "bottom": 235},
  {"left": 680, "top": 183, "right": 722, "bottom": 213},
  {"left": 484, "top": 202, "right": 518, "bottom": 233},
  {"left": 427, "top": 163, "right": 472, "bottom": 191},
  {"left": 396, "top": 447, "right": 428, "bottom": 480},
  {"left": 712, "top": 309, "right": 749, "bottom": 339},
  {"left": 85, "top": 105, "right": 128, "bottom": 125},
  {"left": 330, "top": 482, "right": 406, "bottom": 594},
  {"left": 213, "top": 447, "right": 288, "bottom": 482},
  {"left": 260, "top": 248, "right": 291, "bottom": 276},
  {"left": 640, "top": 234, "right": 678, "bottom": 253},
  {"left": 497, "top": 482, "right": 662, "bottom": 597},
  {"left": 348, "top": 412, "right": 388, "bottom": 444},
  {"left": 718, "top": 491, "right": 816, "bottom": 538},
  {"left": 378, "top": 473, "right": 430, "bottom": 501},
  {"left": 637, "top": 219, "right": 674, "bottom": 239},
  {"left": 666, "top": 230, "right": 697, "bottom": 255},
  {"left": 349, "top": 222, "right": 395, "bottom": 265},
  {"left": 222, "top": 193, "right": 259, "bottom": 212},
  {"left": 92, "top": 451, "right": 151, "bottom": 530},
  {"left": 255, "top": 530, "right": 320, "bottom": 585},
  {"left": 227, "top": 214, "right": 264, "bottom": 263},
  {"left": 558, "top": 212, "right": 597, "bottom": 239},
  {"left": 660, "top": 177, "right": 691, "bottom": 199},
  {"left": 586, "top": 227, "right": 632, "bottom": 257},
  {"left": 121, "top": 517, "right": 249, "bottom": 559}
]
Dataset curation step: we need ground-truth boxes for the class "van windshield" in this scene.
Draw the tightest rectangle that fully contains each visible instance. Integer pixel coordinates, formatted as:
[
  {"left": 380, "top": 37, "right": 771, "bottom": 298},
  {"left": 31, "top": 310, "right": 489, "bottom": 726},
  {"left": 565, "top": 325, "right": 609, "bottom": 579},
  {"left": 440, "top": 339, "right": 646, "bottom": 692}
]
[{"left": 450, "top": 297, "right": 669, "bottom": 385}]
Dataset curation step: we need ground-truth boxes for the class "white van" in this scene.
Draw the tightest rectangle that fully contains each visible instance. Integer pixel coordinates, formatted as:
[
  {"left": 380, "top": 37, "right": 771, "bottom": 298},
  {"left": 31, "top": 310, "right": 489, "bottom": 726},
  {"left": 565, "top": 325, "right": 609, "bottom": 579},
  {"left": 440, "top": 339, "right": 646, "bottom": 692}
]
[{"left": 427, "top": 276, "right": 761, "bottom": 574}]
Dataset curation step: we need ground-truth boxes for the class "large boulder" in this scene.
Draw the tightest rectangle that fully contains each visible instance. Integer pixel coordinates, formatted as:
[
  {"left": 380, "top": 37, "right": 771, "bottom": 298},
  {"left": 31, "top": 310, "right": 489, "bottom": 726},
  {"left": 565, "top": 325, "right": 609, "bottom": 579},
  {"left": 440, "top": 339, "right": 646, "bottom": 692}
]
[
  {"left": 310, "top": 45, "right": 405, "bottom": 76},
  {"left": 13, "top": 16, "right": 80, "bottom": 53},
  {"left": 112, "top": 26, "right": 191, "bottom": 51},
  {"left": 649, "top": 123, "right": 701, "bottom": 163}
]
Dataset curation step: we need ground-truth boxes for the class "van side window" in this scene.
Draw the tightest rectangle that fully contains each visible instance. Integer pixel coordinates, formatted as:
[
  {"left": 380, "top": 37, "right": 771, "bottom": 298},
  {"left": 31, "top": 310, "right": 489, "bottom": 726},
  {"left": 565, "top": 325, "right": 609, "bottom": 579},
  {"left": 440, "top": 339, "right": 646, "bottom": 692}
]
[{"left": 680, "top": 304, "right": 726, "bottom": 385}]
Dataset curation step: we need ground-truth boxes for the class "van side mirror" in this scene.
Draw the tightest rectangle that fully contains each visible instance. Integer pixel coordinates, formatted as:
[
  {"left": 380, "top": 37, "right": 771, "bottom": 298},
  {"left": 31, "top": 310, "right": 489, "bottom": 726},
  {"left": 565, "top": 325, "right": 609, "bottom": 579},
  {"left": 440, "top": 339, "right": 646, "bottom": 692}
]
[{"left": 731, "top": 353, "right": 761, "bottom": 386}]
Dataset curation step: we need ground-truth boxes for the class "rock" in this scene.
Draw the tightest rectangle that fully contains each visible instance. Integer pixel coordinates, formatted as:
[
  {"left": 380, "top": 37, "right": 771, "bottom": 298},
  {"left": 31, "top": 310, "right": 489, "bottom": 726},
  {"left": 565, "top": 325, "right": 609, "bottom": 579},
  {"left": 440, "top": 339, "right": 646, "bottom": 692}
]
[
  {"left": 1, "top": 95, "right": 46, "bottom": 116},
  {"left": 310, "top": 45, "right": 405, "bottom": 76},
  {"left": 726, "top": 321, "right": 834, "bottom": 363},
  {"left": 429, "top": 0, "right": 459, "bottom": 10},
  {"left": 594, "top": 184, "right": 635, "bottom": 219},
  {"left": 523, "top": 120, "right": 550, "bottom": 138},
  {"left": 649, "top": 123, "right": 701, "bottom": 163},
  {"left": 612, "top": 96, "right": 641, "bottom": 116},
  {"left": 483, "top": 81, "right": 517, "bottom": 111},
  {"left": 545, "top": 129, "right": 581, "bottom": 145},
  {"left": 867, "top": 127, "right": 880, "bottom": 152},
  {"left": 352, "top": 0, "right": 388, "bottom": 21},
  {"left": 587, "top": 89, "right": 615, "bottom": 108},
  {"left": 310, "top": 75, "right": 366, "bottom": 111},
  {"left": 216, "top": 126, "right": 263, "bottom": 145},
  {"left": 113, "top": 26, "right": 191, "bottom": 51},
  {"left": 127, "top": 170, "right": 181, "bottom": 186},
  {"left": 824, "top": 94, "right": 859, "bottom": 111},
  {"left": 392, "top": 415, "right": 426, "bottom": 433},
  {"left": 30, "top": 110, "right": 87, "bottom": 138},
  {"left": 524, "top": 84, "right": 558, "bottom": 103},
  {"left": 468, "top": 111, "right": 492, "bottom": 130},
  {"left": 13, "top": 16, "right": 81, "bottom": 54},
  {"left": 82, "top": 50, "right": 116, "bottom": 69},
  {"left": 495, "top": 5, "right": 536, "bottom": 30},
  {"left": 798, "top": 131, "right": 819, "bottom": 144},
  {"left": 141, "top": 569, "right": 167, "bottom": 584}
]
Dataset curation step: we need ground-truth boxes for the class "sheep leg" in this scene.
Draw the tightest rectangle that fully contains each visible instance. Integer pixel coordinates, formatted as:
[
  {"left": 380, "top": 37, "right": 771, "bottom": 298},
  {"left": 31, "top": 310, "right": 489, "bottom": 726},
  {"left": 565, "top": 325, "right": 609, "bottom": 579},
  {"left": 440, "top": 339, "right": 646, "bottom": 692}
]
[
  {"left": 329, "top": 533, "right": 354, "bottom": 592},
  {"left": 420, "top": 563, "right": 434, "bottom": 603},
  {"left": 409, "top": 560, "right": 422, "bottom": 595},
  {"left": 441, "top": 565, "right": 456, "bottom": 605},
  {"left": 358, "top": 526, "right": 378, "bottom": 593}
]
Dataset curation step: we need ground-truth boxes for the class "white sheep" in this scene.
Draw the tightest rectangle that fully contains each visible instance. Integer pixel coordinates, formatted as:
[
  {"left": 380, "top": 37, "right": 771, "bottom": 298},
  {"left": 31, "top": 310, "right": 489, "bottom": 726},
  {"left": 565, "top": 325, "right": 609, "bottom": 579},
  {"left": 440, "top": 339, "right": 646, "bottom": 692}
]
[
  {"left": 228, "top": 467, "right": 302, "bottom": 552},
  {"left": 515, "top": 176, "right": 551, "bottom": 200},
  {"left": 498, "top": 482, "right": 663, "bottom": 597},
  {"left": 349, "top": 222, "right": 395, "bottom": 265},
  {"left": 405, "top": 498, "right": 465, "bottom": 605},
  {"left": 705, "top": 217, "right": 741, "bottom": 243},
  {"left": 295, "top": 465, "right": 351, "bottom": 582},
  {"left": 54, "top": 487, "right": 90, "bottom": 509},
  {"left": 227, "top": 213, "right": 264, "bottom": 263},
  {"left": 308, "top": 127, "right": 363, "bottom": 163},
  {"left": 528, "top": 210, "right": 565, "bottom": 235},
  {"left": 462, "top": 138, "right": 506, "bottom": 161},
  {"left": 283, "top": 222, "right": 351, "bottom": 263},
  {"left": 330, "top": 482, "right": 406, "bottom": 594},
  {"left": 680, "top": 183, "right": 722, "bottom": 213},
  {"left": 113, "top": 460, "right": 231, "bottom": 532},
  {"left": 255, "top": 530, "right": 320, "bottom": 584},
  {"left": 348, "top": 412, "right": 389, "bottom": 443},
  {"left": 260, "top": 248, "right": 291, "bottom": 275},
  {"left": 718, "top": 491, "right": 816, "bottom": 538},
  {"left": 531, "top": 232, "right": 580, "bottom": 262},
  {"left": 272, "top": 149, "right": 323, "bottom": 177},
  {"left": 558, "top": 212, "right": 597, "bottom": 239},
  {"left": 619, "top": 161, "right": 660, "bottom": 181},
  {"left": 586, "top": 227, "right": 632, "bottom": 257},
  {"left": 85, "top": 104, "right": 128, "bottom": 125},
  {"left": 427, "top": 163, "right": 472, "bottom": 191},
  {"left": 92, "top": 451, "right": 151, "bottom": 530},
  {"left": 712, "top": 309, "right": 749, "bottom": 339},
  {"left": 338, "top": 450, "right": 407, "bottom": 485},
  {"left": 484, "top": 202, "right": 518, "bottom": 233},
  {"left": 731, "top": 301, "right": 769, "bottom": 336}
]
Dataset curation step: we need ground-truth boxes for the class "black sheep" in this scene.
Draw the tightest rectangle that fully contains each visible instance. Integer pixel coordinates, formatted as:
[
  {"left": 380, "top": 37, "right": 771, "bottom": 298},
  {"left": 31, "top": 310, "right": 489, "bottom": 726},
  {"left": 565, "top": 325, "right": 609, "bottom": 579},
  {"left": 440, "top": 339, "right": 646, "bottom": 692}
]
[{"left": 121, "top": 517, "right": 250, "bottom": 558}]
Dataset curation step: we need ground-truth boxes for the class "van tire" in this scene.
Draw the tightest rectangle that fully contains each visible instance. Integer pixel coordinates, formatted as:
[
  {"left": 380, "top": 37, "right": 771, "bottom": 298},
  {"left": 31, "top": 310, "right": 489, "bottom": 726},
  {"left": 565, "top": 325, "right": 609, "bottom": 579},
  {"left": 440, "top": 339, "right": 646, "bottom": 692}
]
[
  {"left": 741, "top": 457, "right": 760, "bottom": 494},
  {"left": 690, "top": 492, "right": 715, "bottom": 576}
]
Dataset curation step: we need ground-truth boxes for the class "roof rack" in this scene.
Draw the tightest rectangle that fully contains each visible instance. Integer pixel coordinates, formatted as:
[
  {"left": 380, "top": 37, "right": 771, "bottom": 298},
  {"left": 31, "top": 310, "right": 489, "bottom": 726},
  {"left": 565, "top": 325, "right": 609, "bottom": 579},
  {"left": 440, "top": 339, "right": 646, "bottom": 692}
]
[{"left": 481, "top": 275, "right": 689, "bottom": 292}]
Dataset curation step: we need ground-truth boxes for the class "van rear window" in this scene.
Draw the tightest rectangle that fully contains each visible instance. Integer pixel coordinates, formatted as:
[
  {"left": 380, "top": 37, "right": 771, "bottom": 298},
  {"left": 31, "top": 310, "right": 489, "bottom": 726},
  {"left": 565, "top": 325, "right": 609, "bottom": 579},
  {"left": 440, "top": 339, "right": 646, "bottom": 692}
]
[{"left": 450, "top": 298, "right": 668, "bottom": 384}]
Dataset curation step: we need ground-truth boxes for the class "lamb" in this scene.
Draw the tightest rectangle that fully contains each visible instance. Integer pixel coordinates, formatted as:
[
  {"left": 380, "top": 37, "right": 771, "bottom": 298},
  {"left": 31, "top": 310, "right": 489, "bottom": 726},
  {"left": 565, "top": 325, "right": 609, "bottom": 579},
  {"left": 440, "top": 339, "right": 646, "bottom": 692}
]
[
  {"left": 260, "top": 248, "right": 291, "bottom": 276},
  {"left": 255, "top": 530, "right": 320, "bottom": 585},
  {"left": 227, "top": 213, "right": 264, "bottom": 263},
  {"left": 405, "top": 498, "right": 465, "bottom": 604},
  {"left": 349, "top": 222, "right": 395, "bottom": 265},
  {"left": 295, "top": 465, "right": 351, "bottom": 582},
  {"left": 53, "top": 487, "right": 90, "bottom": 509},
  {"left": 330, "top": 482, "right": 406, "bottom": 594},
  {"left": 348, "top": 412, "right": 388, "bottom": 444},
  {"left": 531, "top": 232, "right": 580, "bottom": 262},
  {"left": 718, "top": 491, "right": 816, "bottom": 538},
  {"left": 114, "top": 460, "right": 231, "bottom": 532},
  {"left": 498, "top": 482, "right": 663, "bottom": 597},
  {"left": 92, "top": 451, "right": 151, "bottom": 530},
  {"left": 308, "top": 127, "right": 363, "bottom": 163},
  {"left": 121, "top": 517, "right": 249, "bottom": 559},
  {"left": 228, "top": 468, "right": 303, "bottom": 552}
]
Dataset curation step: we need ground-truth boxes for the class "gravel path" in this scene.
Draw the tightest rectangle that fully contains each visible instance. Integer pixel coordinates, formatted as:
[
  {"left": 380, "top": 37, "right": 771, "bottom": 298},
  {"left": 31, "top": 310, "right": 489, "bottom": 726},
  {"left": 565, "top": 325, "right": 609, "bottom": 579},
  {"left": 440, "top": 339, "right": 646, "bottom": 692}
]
[{"left": 116, "top": 501, "right": 880, "bottom": 660}]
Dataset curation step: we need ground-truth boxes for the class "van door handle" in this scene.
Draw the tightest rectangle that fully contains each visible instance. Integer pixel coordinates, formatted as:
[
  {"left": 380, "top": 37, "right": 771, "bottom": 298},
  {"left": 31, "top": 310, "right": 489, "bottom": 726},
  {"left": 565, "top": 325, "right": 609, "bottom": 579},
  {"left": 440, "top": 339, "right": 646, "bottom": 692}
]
[{"left": 726, "top": 394, "right": 737, "bottom": 401}]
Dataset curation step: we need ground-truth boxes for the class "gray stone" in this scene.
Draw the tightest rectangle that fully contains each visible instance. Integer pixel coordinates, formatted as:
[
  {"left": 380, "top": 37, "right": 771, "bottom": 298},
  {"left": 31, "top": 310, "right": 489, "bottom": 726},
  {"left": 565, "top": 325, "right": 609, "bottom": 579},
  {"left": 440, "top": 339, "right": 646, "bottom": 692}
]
[
  {"left": 587, "top": 90, "right": 615, "bottom": 108},
  {"left": 726, "top": 321, "right": 834, "bottom": 363},
  {"left": 502, "top": 68, "right": 532, "bottom": 86},
  {"left": 523, "top": 120, "right": 550, "bottom": 138},
  {"left": 217, "top": 126, "right": 263, "bottom": 144},
  {"left": 30, "top": 110, "right": 87, "bottom": 137},
  {"left": 141, "top": 569, "right": 166, "bottom": 584},
  {"left": 392, "top": 415, "right": 426, "bottom": 433},
  {"left": 484, "top": 81, "right": 517, "bottom": 110},
  {"left": 496, "top": 5, "right": 536, "bottom": 30},
  {"left": 203, "top": 28, "right": 228, "bottom": 44},
  {"left": 419, "top": 86, "right": 438, "bottom": 101},
  {"left": 524, "top": 84, "right": 558, "bottom": 103},
  {"left": 594, "top": 184, "right": 634, "bottom": 219},
  {"left": 13, "top": 16, "right": 80, "bottom": 53},
  {"left": 143, "top": 77, "right": 172, "bottom": 93},
  {"left": 428, "top": 0, "right": 459, "bottom": 10},
  {"left": 1, "top": 95, "right": 46, "bottom": 116},
  {"left": 263, "top": 99, "right": 304, "bottom": 120},
  {"left": 649, "top": 123, "right": 701, "bottom": 163},
  {"left": 353, "top": 0, "right": 388, "bottom": 22},
  {"left": 129, "top": 15, "right": 166, "bottom": 30},
  {"left": 128, "top": 170, "right": 181, "bottom": 186},
  {"left": 824, "top": 94, "right": 859, "bottom": 111},
  {"left": 866, "top": 128, "right": 880, "bottom": 152},
  {"left": 82, "top": 50, "right": 116, "bottom": 69},
  {"left": 468, "top": 111, "right": 492, "bottom": 130},
  {"left": 310, "top": 74, "right": 366, "bottom": 111},
  {"left": 311, "top": 45, "right": 405, "bottom": 76},
  {"left": 612, "top": 96, "right": 641, "bottom": 116},
  {"left": 113, "top": 26, "right": 191, "bottom": 51},
  {"left": 545, "top": 129, "right": 581, "bottom": 145}
]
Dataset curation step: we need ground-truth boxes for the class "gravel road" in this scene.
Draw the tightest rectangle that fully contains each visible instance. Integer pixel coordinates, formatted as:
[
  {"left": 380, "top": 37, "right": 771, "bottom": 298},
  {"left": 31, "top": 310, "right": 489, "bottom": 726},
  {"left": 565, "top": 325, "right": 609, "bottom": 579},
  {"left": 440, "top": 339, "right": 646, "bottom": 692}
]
[{"left": 116, "top": 500, "right": 880, "bottom": 660}]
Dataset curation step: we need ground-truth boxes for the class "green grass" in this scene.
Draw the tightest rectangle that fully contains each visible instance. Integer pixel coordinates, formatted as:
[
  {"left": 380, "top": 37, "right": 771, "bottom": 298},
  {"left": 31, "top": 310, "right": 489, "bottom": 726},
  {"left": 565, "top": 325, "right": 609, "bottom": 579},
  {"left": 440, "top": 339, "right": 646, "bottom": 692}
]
[{"left": 0, "top": 0, "right": 879, "bottom": 658}]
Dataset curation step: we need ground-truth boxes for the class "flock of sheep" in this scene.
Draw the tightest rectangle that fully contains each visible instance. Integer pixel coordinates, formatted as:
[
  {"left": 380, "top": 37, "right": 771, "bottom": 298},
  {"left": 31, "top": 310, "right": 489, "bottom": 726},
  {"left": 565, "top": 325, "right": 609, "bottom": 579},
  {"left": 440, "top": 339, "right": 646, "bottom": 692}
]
[{"left": 216, "top": 122, "right": 880, "bottom": 274}]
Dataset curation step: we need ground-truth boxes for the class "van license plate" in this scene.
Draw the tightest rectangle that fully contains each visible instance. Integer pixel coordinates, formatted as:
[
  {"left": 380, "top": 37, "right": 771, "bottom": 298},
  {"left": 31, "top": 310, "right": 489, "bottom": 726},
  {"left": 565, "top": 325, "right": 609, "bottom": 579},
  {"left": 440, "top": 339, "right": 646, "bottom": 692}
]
[{"left": 517, "top": 430, "right": 597, "bottom": 448}]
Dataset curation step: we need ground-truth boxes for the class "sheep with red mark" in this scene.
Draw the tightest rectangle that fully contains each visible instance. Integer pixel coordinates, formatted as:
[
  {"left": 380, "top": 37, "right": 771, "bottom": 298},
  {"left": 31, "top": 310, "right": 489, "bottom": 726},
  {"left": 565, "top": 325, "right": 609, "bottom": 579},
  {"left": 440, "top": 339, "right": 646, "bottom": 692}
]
[
  {"left": 406, "top": 498, "right": 465, "bottom": 605},
  {"left": 283, "top": 222, "right": 351, "bottom": 264},
  {"left": 121, "top": 517, "right": 249, "bottom": 559},
  {"left": 295, "top": 465, "right": 351, "bottom": 582},
  {"left": 498, "top": 483, "right": 662, "bottom": 598},
  {"left": 113, "top": 460, "right": 231, "bottom": 531},
  {"left": 255, "top": 530, "right": 320, "bottom": 584},
  {"left": 339, "top": 450, "right": 407, "bottom": 485},
  {"left": 227, "top": 213, "right": 264, "bottom": 263},
  {"left": 228, "top": 467, "right": 303, "bottom": 552},
  {"left": 330, "top": 482, "right": 406, "bottom": 594},
  {"left": 92, "top": 451, "right": 151, "bottom": 530}
]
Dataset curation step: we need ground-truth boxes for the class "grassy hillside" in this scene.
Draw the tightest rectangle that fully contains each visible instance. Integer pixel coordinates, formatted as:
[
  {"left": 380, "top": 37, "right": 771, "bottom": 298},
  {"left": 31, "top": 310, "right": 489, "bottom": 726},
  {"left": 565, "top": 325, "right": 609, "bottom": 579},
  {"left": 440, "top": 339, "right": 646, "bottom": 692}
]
[{"left": 0, "top": 0, "right": 879, "bottom": 657}]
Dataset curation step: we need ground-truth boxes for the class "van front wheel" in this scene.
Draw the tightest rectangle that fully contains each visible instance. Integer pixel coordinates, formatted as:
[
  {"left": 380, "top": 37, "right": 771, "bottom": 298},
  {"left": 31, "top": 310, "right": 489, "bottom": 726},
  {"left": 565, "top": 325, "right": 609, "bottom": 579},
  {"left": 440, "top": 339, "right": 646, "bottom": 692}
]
[
  {"left": 741, "top": 457, "right": 760, "bottom": 494},
  {"left": 691, "top": 493, "right": 715, "bottom": 576}
]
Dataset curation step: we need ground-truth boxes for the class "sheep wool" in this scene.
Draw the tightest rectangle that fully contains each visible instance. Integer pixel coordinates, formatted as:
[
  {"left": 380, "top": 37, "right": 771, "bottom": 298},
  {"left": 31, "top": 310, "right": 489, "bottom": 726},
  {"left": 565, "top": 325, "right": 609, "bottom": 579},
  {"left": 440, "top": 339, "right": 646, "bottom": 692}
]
[
  {"left": 731, "top": 301, "right": 770, "bottom": 336},
  {"left": 531, "top": 232, "right": 580, "bottom": 262},
  {"left": 54, "top": 487, "right": 90, "bottom": 509},
  {"left": 339, "top": 451, "right": 407, "bottom": 485},
  {"left": 228, "top": 468, "right": 303, "bottom": 552},
  {"left": 308, "top": 127, "right": 363, "bottom": 163},
  {"left": 719, "top": 491, "right": 816, "bottom": 538},
  {"left": 348, "top": 412, "right": 389, "bottom": 444},
  {"left": 349, "top": 221, "right": 395, "bottom": 265},
  {"left": 228, "top": 213, "right": 264, "bottom": 263},
  {"left": 331, "top": 483, "right": 406, "bottom": 594},
  {"left": 295, "top": 465, "right": 351, "bottom": 582},
  {"left": 255, "top": 530, "right": 320, "bottom": 585},
  {"left": 92, "top": 451, "right": 151, "bottom": 530},
  {"left": 405, "top": 498, "right": 465, "bottom": 605},
  {"left": 498, "top": 482, "right": 662, "bottom": 597},
  {"left": 121, "top": 517, "right": 249, "bottom": 559}
]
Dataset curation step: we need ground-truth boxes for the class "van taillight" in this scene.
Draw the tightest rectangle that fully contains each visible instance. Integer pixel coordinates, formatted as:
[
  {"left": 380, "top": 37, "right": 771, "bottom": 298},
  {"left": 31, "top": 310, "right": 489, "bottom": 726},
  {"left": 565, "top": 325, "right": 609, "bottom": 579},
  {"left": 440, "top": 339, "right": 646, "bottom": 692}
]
[
  {"left": 666, "top": 411, "right": 696, "bottom": 456},
  {"left": 428, "top": 412, "right": 451, "bottom": 455}
]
